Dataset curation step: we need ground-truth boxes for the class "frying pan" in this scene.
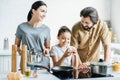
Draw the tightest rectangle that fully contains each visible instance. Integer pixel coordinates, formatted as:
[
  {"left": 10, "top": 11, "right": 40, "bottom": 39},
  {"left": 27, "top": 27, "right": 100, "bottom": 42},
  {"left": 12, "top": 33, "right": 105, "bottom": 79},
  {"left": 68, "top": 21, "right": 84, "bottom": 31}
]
[{"left": 34, "top": 65, "right": 73, "bottom": 79}]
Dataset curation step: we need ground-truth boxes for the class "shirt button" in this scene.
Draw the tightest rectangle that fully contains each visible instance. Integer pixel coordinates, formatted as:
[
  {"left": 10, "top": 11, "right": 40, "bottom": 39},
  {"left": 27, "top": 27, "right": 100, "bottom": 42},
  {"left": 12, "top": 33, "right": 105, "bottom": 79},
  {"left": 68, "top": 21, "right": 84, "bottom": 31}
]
[
  {"left": 86, "top": 55, "right": 89, "bottom": 58},
  {"left": 90, "top": 42, "right": 92, "bottom": 46}
]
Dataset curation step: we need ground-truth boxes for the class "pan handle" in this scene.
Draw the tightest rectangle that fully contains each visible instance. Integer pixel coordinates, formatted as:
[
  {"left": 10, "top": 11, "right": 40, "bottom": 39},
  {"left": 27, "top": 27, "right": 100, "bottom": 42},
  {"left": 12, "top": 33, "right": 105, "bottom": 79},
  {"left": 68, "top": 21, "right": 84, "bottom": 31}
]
[{"left": 34, "top": 65, "right": 50, "bottom": 72}]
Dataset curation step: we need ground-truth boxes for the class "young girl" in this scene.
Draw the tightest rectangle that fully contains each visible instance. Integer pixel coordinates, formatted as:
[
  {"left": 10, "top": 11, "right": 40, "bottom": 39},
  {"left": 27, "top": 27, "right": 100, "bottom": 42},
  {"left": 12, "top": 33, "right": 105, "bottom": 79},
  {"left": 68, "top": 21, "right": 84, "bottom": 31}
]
[{"left": 50, "top": 26, "right": 81, "bottom": 67}]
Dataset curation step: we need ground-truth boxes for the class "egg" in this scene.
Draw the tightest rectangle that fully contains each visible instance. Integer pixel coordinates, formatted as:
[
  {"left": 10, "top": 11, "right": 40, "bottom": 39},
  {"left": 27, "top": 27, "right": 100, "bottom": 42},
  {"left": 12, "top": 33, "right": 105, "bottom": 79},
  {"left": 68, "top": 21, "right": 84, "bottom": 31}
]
[
  {"left": 7, "top": 72, "right": 15, "bottom": 80},
  {"left": 7, "top": 72, "right": 23, "bottom": 80},
  {"left": 15, "top": 72, "right": 23, "bottom": 80}
]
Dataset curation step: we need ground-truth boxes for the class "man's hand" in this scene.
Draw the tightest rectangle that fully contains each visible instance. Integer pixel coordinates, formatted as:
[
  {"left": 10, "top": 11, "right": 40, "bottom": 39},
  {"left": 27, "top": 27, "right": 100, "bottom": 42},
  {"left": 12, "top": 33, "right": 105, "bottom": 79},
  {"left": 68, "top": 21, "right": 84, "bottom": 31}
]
[{"left": 78, "top": 63, "right": 90, "bottom": 73}]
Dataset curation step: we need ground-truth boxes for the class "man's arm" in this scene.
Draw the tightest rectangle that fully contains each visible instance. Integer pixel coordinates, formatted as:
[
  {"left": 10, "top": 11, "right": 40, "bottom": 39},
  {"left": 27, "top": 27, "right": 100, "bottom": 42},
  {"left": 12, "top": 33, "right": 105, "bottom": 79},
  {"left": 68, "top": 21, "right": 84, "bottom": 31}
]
[
  {"left": 103, "top": 43, "right": 111, "bottom": 62},
  {"left": 100, "top": 21, "right": 111, "bottom": 62}
]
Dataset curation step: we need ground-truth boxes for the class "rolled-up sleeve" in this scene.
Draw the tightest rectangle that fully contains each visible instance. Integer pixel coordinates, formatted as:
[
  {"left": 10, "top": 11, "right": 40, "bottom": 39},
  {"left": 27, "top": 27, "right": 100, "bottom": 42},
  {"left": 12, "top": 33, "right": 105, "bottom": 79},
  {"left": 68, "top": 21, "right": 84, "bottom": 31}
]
[
  {"left": 71, "top": 26, "right": 79, "bottom": 49},
  {"left": 100, "top": 22, "right": 110, "bottom": 45},
  {"left": 45, "top": 27, "right": 51, "bottom": 42},
  {"left": 15, "top": 26, "right": 22, "bottom": 39}
]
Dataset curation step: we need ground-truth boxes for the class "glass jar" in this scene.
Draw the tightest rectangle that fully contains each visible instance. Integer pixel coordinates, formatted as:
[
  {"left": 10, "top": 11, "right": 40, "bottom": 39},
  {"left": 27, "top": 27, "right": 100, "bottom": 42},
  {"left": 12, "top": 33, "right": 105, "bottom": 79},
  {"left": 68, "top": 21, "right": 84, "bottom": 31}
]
[
  {"left": 25, "top": 67, "right": 31, "bottom": 77},
  {"left": 33, "top": 68, "right": 39, "bottom": 78}
]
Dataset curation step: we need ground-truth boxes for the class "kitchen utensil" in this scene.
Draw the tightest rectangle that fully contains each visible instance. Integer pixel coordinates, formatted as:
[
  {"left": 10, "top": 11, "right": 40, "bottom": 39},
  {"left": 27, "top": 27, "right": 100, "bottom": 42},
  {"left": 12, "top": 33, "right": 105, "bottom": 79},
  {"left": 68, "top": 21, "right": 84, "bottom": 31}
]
[
  {"left": 33, "top": 65, "right": 73, "bottom": 79},
  {"left": 33, "top": 68, "right": 39, "bottom": 78},
  {"left": 90, "top": 62, "right": 113, "bottom": 76},
  {"left": 25, "top": 67, "right": 31, "bottom": 77},
  {"left": 27, "top": 48, "right": 43, "bottom": 63}
]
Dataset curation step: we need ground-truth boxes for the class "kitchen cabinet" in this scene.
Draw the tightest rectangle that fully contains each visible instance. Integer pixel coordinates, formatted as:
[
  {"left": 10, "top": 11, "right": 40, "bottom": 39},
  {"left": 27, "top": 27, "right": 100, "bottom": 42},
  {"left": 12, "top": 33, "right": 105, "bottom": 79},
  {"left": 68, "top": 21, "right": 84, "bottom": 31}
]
[{"left": 0, "top": 49, "right": 20, "bottom": 73}]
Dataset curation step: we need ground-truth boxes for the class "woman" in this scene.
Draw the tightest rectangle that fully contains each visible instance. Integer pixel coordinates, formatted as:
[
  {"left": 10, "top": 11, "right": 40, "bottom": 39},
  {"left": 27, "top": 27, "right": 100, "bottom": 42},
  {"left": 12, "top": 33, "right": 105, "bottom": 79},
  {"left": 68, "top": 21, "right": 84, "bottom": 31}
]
[{"left": 15, "top": 0, "right": 51, "bottom": 67}]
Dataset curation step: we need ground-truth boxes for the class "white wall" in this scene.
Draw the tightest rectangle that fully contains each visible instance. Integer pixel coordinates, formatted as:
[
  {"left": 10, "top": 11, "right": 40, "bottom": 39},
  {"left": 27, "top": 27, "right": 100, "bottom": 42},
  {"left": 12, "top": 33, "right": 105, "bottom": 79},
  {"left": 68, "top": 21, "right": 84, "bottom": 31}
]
[
  {"left": 0, "top": 0, "right": 111, "bottom": 49},
  {"left": 111, "top": 0, "right": 120, "bottom": 43}
]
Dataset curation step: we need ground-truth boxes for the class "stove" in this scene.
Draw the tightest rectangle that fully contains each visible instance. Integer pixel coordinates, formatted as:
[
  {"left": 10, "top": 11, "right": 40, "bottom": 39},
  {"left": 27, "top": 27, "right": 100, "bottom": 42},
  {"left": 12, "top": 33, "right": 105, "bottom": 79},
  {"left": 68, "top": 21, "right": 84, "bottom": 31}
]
[
  {"left": 91, "top": 73, "right": 114, "bottom": 78},
  {"left": 53, "top": 72, "right": 114, "bottom": 79}
]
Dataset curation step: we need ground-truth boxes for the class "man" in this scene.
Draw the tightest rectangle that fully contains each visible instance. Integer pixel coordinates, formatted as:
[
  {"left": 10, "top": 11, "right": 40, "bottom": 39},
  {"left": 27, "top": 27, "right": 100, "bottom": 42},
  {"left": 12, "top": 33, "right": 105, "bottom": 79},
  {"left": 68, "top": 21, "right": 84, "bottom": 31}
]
[
  {"left": 71, "top": 7, "right": 111, "bottom": 78},
  {"left": 71, "top": 7, "right": 111, "bottom": 67}
]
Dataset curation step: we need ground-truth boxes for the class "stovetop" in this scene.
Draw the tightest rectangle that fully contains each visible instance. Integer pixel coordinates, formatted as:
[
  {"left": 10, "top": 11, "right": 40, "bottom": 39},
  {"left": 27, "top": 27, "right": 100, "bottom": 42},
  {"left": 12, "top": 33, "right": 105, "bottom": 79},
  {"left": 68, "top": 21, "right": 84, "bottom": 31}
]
[
  {"left": 91, "top": 73, "right": 114, "bottom": 78},
  {"left": 53, "top": 73, "right": 114, "bottom": 80}
]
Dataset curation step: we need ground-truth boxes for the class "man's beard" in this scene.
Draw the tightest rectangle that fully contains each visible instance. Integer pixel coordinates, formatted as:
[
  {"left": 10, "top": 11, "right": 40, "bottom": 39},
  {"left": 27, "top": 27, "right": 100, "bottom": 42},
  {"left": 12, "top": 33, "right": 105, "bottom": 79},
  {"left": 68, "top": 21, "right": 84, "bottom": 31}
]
[{"left": 82, "top": 26, "right": 92, "bottom": 31}]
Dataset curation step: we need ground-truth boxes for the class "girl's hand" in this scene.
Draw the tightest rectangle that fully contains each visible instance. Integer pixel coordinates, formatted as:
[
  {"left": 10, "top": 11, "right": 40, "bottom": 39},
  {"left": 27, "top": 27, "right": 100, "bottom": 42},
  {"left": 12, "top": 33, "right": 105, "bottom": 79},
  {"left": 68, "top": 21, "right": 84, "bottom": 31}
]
[
  {"left": 68, "top": 47, "right": 77, "bottom": 55},
  {"left": 63, "top": 49, "right": 72, "bottom": 57}
]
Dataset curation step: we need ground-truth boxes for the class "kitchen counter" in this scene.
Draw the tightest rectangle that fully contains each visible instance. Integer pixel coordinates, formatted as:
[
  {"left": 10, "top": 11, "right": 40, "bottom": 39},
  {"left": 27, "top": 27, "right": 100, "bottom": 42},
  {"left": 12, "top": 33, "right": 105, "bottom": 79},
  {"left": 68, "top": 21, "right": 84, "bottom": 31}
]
[
  {"left": 0, "top": 49, "right": 20, "bottom": 73},
  {"left": 0, "top": 70, "right": 60, "bottom": 80},
  {"left": 0, "top": 43, "right": 120, "bottom": 79},
  {"left": 0, "top": 70, "right": 120, "bottom": 80}
]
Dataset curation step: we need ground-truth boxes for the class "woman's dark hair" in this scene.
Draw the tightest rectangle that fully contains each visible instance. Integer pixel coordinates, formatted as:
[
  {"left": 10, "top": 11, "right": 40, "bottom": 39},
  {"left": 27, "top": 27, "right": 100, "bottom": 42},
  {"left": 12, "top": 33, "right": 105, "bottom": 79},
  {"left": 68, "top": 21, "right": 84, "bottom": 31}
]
[
  {"left": 57, "top": 26, "right": 71, "bottom": 37},
  {"left": 80, "top": 7, "right": 99, "bottom": 24},
  {"left": 27, "top": 0, "right": 47, "bottom": 21}
]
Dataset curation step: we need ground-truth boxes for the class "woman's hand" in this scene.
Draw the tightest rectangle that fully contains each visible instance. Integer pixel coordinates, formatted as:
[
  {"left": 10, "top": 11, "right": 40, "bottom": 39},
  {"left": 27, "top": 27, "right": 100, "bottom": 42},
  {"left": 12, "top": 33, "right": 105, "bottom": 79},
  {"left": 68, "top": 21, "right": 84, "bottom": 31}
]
[
  {"left": 17, "top": 47, "right": 22, "bottom": 55},
  {"left": 43, "top": 48, "right": 50, "bottom": 56}
]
